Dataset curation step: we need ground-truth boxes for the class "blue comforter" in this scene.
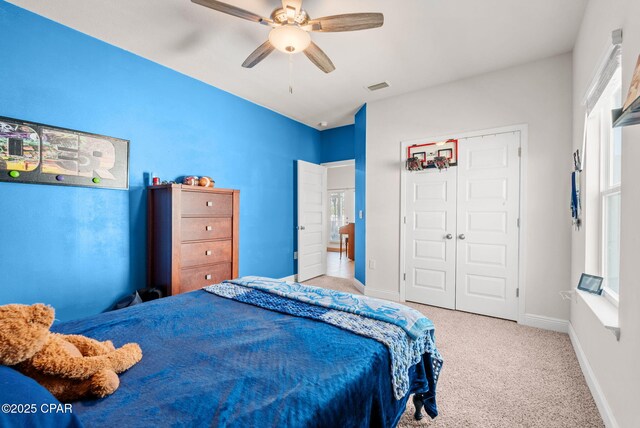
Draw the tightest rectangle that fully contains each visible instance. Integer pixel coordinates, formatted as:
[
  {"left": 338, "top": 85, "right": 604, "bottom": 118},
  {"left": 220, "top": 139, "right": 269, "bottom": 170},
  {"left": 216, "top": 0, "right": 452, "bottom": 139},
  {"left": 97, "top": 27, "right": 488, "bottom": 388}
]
[
  {"left": 206, "top": 278, "right": 442, "bottom": 401},
  {"left": 53, "top": 290, "right": 435, "bottom": 427}
]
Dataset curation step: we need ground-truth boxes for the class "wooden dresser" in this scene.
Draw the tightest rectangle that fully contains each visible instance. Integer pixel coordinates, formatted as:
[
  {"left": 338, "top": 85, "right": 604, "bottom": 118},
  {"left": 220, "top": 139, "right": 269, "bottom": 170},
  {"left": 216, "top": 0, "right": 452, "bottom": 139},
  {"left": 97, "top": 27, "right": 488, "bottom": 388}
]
[{"left": 147, "top": 184, "right": 239, "bottom": 296}]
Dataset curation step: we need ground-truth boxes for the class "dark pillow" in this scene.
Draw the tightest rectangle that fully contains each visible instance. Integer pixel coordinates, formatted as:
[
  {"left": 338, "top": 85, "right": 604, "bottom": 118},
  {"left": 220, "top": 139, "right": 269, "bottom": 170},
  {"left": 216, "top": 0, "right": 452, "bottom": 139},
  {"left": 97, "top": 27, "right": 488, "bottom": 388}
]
[{"left": 0, "top": 365, "right": 83, "bottom": 428}]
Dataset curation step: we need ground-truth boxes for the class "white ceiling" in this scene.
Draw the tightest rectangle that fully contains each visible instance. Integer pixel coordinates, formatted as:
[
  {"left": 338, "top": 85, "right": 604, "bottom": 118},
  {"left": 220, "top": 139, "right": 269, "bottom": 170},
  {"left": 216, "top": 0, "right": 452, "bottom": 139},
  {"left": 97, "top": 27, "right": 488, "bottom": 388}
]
[{"left": 8, "top": 0, "right": 587, "bottom": 129}]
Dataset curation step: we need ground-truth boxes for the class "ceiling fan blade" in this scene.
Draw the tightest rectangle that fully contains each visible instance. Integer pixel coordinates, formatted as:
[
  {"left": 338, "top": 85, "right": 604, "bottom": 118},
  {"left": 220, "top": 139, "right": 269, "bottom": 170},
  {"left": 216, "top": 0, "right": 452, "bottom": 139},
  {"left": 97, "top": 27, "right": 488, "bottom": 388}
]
[
  {"left": 191, "top": 0, "right": 272, "bottom": 25},
  {"left": 303, "top": 41, "right": 335, "bottom": 73},
  {"left": 306, "top": 13, "right": 384, "bottom": 32},
  {"left": 242, "top": 41, "right": 275, "bottom": 68}
]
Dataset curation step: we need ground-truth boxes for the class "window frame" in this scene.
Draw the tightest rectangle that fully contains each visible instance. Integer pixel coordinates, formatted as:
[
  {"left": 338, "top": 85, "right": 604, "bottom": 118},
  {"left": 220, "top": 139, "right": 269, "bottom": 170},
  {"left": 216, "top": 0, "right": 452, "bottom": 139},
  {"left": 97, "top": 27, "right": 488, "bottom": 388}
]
[
  {"left": 600, "top": 188, "right": 620, "bottom": 304},
  {"left": 593, "top": 71, "right": 622, "bottom": 305}
]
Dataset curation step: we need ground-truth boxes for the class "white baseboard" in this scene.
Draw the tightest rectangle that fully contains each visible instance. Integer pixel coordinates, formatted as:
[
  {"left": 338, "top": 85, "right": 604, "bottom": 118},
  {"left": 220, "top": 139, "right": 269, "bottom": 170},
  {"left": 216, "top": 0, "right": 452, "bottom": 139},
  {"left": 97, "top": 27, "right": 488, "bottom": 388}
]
[
  {"left": 364, "top": 288, "right": 401, "bottom": 302},
  {"left": 279, "top": 275, "right": 297, "bottom": 282},
  {"left": 353, "top": 278, "right": 365, "bottom": 294},
  {"left": 519, "top": 313, "right": 569, "bottom": 333},
  {"left": 568, "top": 323, "right": 618, "bottom": 428}
]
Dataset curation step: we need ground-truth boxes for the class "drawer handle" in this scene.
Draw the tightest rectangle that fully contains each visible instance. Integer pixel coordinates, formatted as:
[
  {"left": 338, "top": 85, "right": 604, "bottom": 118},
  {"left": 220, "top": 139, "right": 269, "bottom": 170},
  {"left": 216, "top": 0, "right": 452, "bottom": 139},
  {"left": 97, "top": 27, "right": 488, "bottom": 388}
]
[
  {"left": 206, "top": 201, "right": 213, "bottom": 207},
  {"left": 205, "top": 250, "right": 212, "bottom": 256},
  {"left": 206, "top": 226, "right": 213, "bottom": 231},
  {"left": 205, "top": 274, "right": 212, "bottom": 280}
]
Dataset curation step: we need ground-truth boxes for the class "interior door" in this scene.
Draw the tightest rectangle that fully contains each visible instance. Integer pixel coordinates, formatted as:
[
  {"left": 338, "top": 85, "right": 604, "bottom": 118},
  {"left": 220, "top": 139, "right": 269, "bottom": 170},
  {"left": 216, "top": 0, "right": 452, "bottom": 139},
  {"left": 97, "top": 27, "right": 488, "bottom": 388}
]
[
  {"left": 455, "top": 132, "right": 520, "bottom": 320},
  {"left": 405, "top": 167, "right": 457, "bottom": 309},
  {"left": 297, "top": 160, "right": 328, "bottom": 282}
]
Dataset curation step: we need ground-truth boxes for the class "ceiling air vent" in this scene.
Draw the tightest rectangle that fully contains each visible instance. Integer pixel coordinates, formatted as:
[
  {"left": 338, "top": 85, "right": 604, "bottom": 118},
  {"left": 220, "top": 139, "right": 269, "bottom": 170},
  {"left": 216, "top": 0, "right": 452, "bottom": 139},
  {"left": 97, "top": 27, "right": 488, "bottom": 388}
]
[{"left": 366, "top": 81, "right": 390, "bottom": 92}]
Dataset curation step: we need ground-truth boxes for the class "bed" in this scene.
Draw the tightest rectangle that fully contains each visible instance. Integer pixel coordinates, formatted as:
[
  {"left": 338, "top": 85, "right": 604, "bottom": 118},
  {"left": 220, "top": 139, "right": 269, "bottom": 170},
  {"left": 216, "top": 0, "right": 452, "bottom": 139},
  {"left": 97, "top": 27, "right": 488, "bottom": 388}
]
[{"left": 2, "top": 279, "right": 440, "bottom": 428}]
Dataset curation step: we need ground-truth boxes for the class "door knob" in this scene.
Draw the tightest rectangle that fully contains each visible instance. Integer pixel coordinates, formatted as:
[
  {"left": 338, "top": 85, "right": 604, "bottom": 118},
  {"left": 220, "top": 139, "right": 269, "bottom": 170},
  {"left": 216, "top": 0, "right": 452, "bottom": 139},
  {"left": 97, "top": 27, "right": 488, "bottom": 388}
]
[
  {"left": 445, "top": 234, "right": 453, "bottom": 240},
  {"left": 299, "top": 226, "right": 306, "bottom": 230},
  {"left": 458, "top": 234, "right": 466, "bottom": 240}
]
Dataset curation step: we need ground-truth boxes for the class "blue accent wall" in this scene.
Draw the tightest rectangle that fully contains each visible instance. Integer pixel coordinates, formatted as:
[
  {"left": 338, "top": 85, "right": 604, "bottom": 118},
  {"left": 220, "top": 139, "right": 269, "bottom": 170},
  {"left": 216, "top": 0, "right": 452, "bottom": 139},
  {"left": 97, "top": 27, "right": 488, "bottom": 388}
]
[
  {"left": 320, "top": 125, "right": 355, "bottom": 163},
  {"left": 354, "top": 105, "right": 366, "bottom": 284},
  {"left": 0, "top": 3, "right": 321, "bottom": 321}
]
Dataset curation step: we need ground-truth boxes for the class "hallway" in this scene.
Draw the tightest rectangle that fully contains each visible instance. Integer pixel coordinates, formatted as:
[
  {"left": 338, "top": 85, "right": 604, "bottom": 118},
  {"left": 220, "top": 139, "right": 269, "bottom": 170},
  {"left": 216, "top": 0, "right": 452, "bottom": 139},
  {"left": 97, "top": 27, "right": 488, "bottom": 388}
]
[{"left": 326, "top": 251, "right": 354, "bottom": 279}]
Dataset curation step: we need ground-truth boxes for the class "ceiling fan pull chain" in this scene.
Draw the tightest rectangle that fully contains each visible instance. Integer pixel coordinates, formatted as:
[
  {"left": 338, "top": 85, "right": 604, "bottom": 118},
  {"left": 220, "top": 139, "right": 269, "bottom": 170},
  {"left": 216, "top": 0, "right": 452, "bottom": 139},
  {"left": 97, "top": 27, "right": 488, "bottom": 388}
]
[{"left": 289, "top": 53, "right": 294, "bottom": 94}]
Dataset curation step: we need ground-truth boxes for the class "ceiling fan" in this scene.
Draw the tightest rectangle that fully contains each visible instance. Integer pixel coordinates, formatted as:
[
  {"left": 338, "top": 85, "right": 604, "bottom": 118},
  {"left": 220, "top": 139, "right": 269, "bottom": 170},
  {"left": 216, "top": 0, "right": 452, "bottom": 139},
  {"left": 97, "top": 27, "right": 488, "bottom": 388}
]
[{"left": 191, "top": 0, "right": 384, "bottom": 73}]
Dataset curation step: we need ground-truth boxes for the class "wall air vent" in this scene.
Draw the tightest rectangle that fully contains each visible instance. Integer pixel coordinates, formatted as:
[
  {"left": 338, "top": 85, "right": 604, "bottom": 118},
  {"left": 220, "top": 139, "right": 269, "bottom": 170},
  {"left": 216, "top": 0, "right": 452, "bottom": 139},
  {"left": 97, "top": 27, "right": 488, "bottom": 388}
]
[{"left": 366, "top": 81, "right": 390, "bottom": 92}]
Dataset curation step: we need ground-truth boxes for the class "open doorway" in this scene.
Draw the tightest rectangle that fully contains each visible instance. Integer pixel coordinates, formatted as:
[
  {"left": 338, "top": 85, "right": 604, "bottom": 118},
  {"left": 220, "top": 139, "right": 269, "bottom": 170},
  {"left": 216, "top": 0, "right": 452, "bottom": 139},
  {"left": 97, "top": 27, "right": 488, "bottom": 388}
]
[{"left": 323, "top": 160, "right": 355, "bottom": 279}]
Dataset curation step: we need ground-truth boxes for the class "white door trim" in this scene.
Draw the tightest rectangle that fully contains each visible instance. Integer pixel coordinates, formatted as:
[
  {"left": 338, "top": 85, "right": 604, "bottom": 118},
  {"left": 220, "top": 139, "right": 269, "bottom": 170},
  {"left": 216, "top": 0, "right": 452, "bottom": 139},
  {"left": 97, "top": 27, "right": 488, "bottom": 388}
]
[
  {"left": 399, "top": 124, "right": 529, "bottom": 324},
  {"left": 321, "top": 159, "right": 355, "bottom": 168}
]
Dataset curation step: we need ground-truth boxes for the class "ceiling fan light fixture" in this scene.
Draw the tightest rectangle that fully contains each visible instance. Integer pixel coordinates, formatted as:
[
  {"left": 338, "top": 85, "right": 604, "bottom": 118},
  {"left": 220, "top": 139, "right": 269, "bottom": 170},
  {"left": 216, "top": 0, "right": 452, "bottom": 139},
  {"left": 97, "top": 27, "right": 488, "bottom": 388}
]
[{"left": 268, "top": 25, "right": 311, "bottom": 54}]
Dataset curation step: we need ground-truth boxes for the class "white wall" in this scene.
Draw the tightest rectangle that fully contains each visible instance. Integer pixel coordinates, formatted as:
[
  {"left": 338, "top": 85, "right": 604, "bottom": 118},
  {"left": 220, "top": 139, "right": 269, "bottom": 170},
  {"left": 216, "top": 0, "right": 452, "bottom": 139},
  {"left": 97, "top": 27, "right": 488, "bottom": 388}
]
[
  {"left": 366, "top": 53, "right": 573, "bottom": 320},
  {"left": 343, "top": 190, "right": 355, "bottom": 226},
  {"left": 571, "top": 1, "right": 640, "bottom": 427},
  {"left": 327, "top": 165, "right": 355, "bottom": 190}
]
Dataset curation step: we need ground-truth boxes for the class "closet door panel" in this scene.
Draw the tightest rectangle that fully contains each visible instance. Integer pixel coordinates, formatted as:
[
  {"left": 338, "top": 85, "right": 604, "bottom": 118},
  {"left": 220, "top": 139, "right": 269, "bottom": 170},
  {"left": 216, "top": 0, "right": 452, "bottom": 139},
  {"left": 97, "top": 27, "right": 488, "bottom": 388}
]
[
  {"left": 404, "top": 168, "right": 457, "bottom": 309},
  {"left": 455, "top": 132, "right": 520, "bottom": 320}
]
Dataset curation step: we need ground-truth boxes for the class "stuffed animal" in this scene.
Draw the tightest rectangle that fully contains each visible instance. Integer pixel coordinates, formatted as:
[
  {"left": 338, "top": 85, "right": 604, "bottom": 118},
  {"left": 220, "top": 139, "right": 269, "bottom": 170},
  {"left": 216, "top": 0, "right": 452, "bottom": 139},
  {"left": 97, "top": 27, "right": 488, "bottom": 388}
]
[
  {"left": 183, "top": 176, "right": 199, "bottom": 186},
  {"left": 0, "top": 303, "right": 142, "bottom": 402},
  {"left": 198, "top": 176, "right": 215, "bottom": 187}
]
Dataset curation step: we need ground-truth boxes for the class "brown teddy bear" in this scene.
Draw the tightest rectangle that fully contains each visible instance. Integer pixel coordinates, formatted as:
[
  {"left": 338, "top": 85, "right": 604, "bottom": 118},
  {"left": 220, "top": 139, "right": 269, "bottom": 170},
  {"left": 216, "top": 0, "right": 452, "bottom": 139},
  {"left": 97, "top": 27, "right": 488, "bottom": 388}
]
[{"left": 0, "top": 303, "right": 142, "bottom": 402}]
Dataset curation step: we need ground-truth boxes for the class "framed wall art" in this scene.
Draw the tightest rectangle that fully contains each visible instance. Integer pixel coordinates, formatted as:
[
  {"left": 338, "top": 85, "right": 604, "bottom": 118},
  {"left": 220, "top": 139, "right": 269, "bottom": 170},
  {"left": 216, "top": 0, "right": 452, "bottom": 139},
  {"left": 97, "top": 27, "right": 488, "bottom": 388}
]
[
  {"left": 623, "top": 54, "right": 640, "bottom": 111},
  {"left": 0, "top": 116, "right": 129, "bottom": 189}
]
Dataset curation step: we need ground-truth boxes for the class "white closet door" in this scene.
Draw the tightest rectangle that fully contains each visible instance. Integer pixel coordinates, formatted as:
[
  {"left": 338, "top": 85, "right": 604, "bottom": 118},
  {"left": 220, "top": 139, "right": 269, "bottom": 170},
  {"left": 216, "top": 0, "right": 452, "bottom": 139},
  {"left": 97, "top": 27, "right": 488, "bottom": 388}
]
[
  {"left": 455, "top": 132, "right": 520, "bottom": 320},
  {"left": 405, "top": 168, "right": 457, "bottom": 309}
]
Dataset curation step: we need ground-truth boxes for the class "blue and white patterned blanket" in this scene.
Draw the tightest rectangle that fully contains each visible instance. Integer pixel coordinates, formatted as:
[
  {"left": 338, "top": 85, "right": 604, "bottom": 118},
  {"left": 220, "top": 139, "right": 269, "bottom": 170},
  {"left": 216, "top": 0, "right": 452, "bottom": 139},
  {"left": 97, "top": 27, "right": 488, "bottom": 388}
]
[
  {"left": 204, "top": 277, "right": 443, "bottom": 400},
  {"left": 225, "top": 276, "right": 433, "bottom": 340}
]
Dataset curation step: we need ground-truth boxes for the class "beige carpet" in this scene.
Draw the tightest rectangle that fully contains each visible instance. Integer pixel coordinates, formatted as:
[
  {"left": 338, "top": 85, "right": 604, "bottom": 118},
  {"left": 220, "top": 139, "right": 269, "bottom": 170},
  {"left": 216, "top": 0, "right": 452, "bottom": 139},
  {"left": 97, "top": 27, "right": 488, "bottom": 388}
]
[{"left": 303, "top": 276, "right": 604, "bottom": 428}]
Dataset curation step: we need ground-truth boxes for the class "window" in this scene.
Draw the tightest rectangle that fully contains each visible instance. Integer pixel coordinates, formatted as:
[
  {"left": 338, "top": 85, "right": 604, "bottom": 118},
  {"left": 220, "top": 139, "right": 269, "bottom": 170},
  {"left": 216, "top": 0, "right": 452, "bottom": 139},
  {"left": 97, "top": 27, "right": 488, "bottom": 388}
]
[
  {"left": 587, "top": 66, "right": 622, "bottom": 300},
  {"left": 329, "top": 191, "right": 345, "bottom": 242}
]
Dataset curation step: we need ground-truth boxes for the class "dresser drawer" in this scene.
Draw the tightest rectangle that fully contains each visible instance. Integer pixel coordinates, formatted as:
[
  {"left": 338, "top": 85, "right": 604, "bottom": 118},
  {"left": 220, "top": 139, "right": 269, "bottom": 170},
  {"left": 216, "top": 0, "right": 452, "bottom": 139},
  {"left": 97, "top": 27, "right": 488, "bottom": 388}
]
[
  {"left": 181, "top": 217, "right": 232, "bottom": 242},
  {"left": 181, "top": 191, "right": 233, "bottom": 216},
  {"left": 181, "top": 240, "right": 231, "bottom": 268},
  {"left": 179, "top": 263, "right": 232, "bottom": 294}
]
